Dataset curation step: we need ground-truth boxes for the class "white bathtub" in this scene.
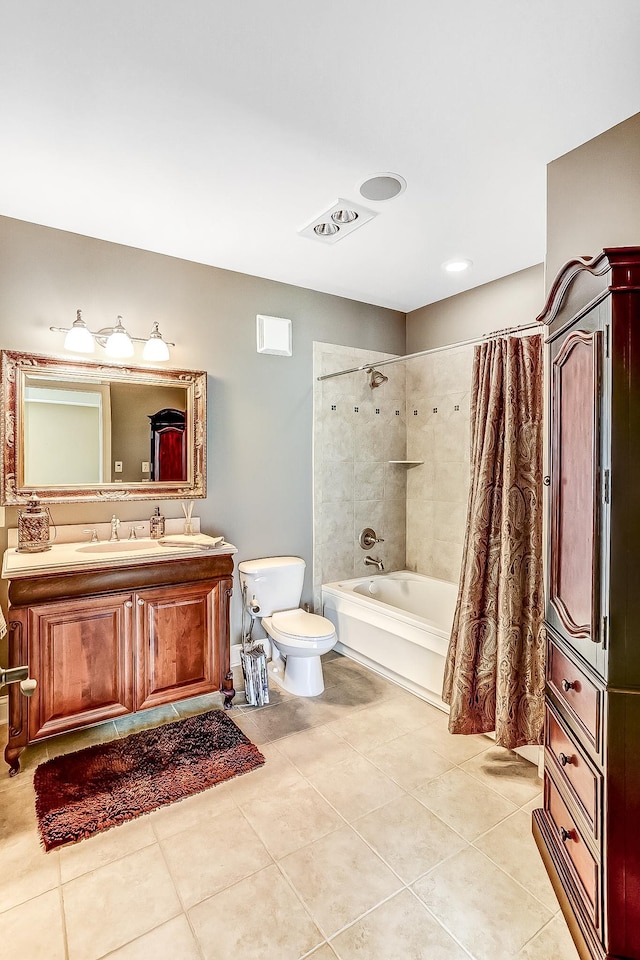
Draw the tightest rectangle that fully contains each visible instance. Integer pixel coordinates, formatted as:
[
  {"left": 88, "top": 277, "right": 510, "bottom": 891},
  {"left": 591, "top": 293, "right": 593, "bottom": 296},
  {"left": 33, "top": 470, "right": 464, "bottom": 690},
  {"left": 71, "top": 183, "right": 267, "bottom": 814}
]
[{"left": 321, "top": 570, "right": 458, "bottom": 711}]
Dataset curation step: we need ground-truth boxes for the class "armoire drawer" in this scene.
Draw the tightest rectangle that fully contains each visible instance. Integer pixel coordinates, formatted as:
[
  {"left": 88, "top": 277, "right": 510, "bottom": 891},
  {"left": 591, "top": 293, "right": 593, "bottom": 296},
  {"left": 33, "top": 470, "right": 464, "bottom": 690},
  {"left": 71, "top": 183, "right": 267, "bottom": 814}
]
[
  {"left": 545, "top": 774, "right": 600, "bottom": 929},
  {"left": 545, "top": 704, "right": 602, "bottom": 839},
  {"left": 548, "top": 638, "right": 602, "bottom": 749}
]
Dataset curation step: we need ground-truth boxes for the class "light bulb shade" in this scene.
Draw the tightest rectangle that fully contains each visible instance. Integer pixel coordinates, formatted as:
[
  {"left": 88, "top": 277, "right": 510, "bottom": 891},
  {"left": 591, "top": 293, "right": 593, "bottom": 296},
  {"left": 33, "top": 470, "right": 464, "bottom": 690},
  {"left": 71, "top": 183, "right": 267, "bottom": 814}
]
[
  {"left": 105, "top": 316, "right": 134, "bottom": 358},
  {"left": 63, "top": 311, "right": 95, "bottom": 353},
  {"left": 142, "top": 323, "right": 170, "bottom": 362}
]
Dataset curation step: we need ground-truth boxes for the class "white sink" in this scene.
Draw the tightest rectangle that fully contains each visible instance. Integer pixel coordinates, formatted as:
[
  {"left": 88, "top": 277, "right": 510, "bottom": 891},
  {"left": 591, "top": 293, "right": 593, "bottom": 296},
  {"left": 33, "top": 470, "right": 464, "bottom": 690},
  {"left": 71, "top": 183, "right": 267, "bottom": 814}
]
[{"left": 76, "top": 540, "right": 161, "bottom": 554}]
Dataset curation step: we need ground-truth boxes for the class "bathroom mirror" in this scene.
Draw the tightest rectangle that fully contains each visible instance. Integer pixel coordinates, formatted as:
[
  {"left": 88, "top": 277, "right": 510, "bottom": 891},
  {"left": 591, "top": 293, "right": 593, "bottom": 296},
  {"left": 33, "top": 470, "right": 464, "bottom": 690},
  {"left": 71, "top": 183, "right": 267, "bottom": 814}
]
[{"left": 0, "top": 351, "right": 207, "bottom": 504}]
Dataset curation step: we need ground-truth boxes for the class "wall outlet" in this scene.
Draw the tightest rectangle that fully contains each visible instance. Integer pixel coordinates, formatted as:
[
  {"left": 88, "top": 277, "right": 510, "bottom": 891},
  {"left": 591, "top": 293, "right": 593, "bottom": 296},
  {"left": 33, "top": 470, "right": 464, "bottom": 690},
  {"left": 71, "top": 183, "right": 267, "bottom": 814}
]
[
  {"left": 114, "top": 461, "right": 123, "bottom": 473},
  {"left": 141, "top": 461, "right": 150, "bottom": 473}
]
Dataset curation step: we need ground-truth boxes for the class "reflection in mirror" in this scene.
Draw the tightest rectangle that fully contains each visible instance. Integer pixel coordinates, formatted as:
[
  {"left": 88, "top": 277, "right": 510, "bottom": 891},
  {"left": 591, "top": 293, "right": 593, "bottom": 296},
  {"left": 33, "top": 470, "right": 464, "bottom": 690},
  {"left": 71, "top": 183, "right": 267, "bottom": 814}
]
[{"left": 1, "top": 351, "right": 206, "bottom": 504}]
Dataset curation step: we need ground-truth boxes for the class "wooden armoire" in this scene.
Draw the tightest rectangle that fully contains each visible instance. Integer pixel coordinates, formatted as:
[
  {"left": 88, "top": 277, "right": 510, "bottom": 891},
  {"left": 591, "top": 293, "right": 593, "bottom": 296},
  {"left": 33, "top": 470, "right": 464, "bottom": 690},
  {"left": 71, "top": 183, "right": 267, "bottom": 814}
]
[{"left": 533, "top": 247, "right": 640, "bottom": 960}]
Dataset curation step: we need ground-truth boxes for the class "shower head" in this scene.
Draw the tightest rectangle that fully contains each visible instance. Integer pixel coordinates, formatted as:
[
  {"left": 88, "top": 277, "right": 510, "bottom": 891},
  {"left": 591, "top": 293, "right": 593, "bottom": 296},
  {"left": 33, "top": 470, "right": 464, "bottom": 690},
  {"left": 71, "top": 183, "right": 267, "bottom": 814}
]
[{"left": 367, "top": 367, "right": 388, "bottom": 389}]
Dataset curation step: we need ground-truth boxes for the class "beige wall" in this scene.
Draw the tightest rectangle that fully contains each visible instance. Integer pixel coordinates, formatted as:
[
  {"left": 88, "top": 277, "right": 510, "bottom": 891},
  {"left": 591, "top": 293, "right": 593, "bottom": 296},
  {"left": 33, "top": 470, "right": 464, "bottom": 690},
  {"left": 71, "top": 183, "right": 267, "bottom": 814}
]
[
  {"left": 406, "top": 264, "right": 544, "bottom": 352},
  {"left": 546, "top": 112, "right": 640, "bottom": 291},
  {"left": 0, "top": 215, "right": 405, "bottom": 661}
]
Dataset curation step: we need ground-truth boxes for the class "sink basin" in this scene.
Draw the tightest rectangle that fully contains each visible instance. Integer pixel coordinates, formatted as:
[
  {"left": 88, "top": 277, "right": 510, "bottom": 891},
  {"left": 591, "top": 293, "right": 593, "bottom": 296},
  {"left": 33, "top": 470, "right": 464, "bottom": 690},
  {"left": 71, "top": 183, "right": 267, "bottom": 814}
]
[{"left": 76, "top": 540, "right": 161, "bottom": 554}]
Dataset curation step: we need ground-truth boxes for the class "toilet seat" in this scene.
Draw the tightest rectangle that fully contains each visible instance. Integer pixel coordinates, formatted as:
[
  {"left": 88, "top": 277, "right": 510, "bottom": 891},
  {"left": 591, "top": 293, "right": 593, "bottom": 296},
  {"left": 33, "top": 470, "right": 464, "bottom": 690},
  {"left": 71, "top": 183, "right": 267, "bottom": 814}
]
[{"left": 270, "top": 608, "right": 335, "bottom": 641}]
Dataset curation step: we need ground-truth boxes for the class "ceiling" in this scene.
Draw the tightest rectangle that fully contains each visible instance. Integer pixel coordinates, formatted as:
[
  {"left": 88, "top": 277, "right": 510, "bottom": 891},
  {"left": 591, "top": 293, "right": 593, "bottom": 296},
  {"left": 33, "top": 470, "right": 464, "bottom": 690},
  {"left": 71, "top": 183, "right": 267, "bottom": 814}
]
[{"left": 1, "top": 2, "right": 639, "bottom": 313}]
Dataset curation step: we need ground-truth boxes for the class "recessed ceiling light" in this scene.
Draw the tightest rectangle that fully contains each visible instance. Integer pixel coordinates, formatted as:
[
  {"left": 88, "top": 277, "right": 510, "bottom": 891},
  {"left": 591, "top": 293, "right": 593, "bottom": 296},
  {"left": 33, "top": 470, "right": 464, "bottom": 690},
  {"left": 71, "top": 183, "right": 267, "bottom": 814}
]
[
  {"left": 358, "top": 173, "right": 407, "bottom": 202},
  {"left": 442, "top": 258, "right": 473, "bottom": 273},
  {"left": 299, "top": 198, "right": 375, "bottom": 244},
  {"left": 331, "top": 208, "right": 358, "bottom": 224},
  {"left": 314, "top": 222, "right": 340, "bottom": 237}
]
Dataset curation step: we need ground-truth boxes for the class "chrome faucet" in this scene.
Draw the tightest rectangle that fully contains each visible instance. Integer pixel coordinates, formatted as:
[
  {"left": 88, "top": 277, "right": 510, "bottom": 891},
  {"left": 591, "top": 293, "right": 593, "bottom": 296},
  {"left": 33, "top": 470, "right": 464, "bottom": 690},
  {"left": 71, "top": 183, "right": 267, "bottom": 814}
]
[
  {"left": 109, "top": 515, "right": 120, "bottom": 541},
  {"left": 83, "top": 528, "right": 99, "bottom": 543},
  {"left": 364, "top": 556, "right": 384, "bottom": 572}
]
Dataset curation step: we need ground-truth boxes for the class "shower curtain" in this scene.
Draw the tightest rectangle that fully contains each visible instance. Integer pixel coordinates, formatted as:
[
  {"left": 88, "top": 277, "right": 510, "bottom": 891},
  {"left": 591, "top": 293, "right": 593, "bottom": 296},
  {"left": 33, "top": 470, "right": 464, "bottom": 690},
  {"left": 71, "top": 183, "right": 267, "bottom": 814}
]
[{"left": 442, "top": 333, "right": 545, "bottom": 749}]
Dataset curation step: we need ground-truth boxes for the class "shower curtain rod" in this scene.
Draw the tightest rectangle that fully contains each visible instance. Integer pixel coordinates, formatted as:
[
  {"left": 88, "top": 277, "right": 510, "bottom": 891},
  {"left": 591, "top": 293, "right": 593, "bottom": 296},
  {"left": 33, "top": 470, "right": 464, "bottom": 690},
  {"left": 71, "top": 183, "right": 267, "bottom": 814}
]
[{"left": 316, "top": 320, "right": 541, "bottom": 381}]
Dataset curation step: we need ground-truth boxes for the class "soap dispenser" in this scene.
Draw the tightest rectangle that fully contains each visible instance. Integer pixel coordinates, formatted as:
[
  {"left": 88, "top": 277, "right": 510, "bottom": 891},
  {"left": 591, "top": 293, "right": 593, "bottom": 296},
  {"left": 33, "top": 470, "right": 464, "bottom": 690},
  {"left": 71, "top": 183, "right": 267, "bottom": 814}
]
[{"left": 149, "top": 506, "right": 165, "bottom": 539}]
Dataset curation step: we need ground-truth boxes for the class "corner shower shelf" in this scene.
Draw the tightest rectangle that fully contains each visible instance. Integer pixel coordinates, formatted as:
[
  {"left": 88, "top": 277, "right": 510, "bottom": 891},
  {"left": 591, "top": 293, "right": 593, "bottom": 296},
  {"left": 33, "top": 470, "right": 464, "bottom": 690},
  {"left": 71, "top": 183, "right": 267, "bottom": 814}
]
[{"left": 387, "top": 460, "right": 424, "bottom": 466}]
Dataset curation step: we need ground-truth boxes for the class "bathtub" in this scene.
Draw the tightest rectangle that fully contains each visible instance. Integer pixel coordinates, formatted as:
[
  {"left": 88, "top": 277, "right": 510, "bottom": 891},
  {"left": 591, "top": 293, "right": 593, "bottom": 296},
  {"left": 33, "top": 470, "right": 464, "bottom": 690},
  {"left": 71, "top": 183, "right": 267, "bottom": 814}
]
[{"left": 321, "top": 570, "right": 458, "bottom": 711}]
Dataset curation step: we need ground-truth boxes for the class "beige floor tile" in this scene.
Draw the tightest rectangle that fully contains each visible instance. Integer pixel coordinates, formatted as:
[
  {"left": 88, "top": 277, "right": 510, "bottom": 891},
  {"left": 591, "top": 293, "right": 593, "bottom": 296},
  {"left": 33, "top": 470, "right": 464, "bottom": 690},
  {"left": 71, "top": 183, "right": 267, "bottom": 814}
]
[
  {"left": 0, "top": 829, "right": 60, "bottom": 913},
  {"left": 279, "top": 825, "right": 402, "bottom": 937},
  {"left": 217, "top": 741, "right": 305, "bottom": 803},
  {"left": 413, "top": 846, "right": 552, "bottom": 960},
  {"left": 238, "top": 778, "right": 343, "bottom": 859},
  {"left": 413, "top": 767, "right": 518, "bottom": 840},
  {"left": 276, "top": 725, "right": 361, "bottom": 776},
  {"left": 60, "top": 816, "right": 157, "bottom": 882},
  {"left": 307, "top": 945, "right": 339, "bottom": 959},
  {"left": 228, "top": 709, "right": 270, "bottom": 745},
  {"left": 374, "top": 692, "right": 447, "bottom": 732},
  {"left": 416, "top": 718, "right": 493, "bottom": 765},
  {"left": 522, "top": 792, "right": 544, "bottom": 815},
  {"left": 309, "top": 755, "right": 404, "bottom": 821},
  {"left": 474, "top": 809, "right": 559, "bottom": 911},
  {"left": 149, "top": 783, "right": 237, "bottom": 841},
  {"left": 63, "top": 843, "right": 181, "bottom": 960},
  {"left": 190, "top": 863, "right": 322, "bottom": 960},
  {"left": 516, "top": 914, "right": 580, "bottom": 960},
  {"left": 330, "top": 888, "right": 470, "bottom": 960},
  {"left": 102, "top": 915, "right": 202, "bottom": 960},
  {"left": 160, "top": 805, "right": 272, "bottom": 908},
  {"left": 354, "top": 794, "right": 467, "bottom": 882},
  {"left": 0, "top": 888, "right": 66, "bottom": 960},
  {"left": 249, "top": 698, "right": 326, "bottom": 741},
  {"left": 364, "top": 727, "right": 454, "bottom": 789},
  {"left": 461, "top": 747, "right": 542, "bottom": 806},
  {"left": 0, "top": 739, "right": 49, "bottom": 784},
  {"left": 327, "top": 702, "right": 416, "bottom": 753}
]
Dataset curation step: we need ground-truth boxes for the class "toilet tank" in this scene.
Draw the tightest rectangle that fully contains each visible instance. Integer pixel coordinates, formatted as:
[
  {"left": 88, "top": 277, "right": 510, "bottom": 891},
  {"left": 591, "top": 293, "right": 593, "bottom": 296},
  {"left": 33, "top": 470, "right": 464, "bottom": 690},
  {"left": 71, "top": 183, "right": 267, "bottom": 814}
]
[{"left": 238, "top": 556, "right": 305, "bottom": 617}]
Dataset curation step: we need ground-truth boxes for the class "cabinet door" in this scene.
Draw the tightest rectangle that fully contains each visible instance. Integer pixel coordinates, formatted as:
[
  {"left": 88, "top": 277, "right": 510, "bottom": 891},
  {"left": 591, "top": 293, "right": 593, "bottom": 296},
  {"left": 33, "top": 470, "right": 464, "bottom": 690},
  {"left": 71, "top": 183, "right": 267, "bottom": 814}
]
[
  {"left": 28, "top": 593, "right": 134, "bottom": 740},
  {"left": 135, "top": 581, "right": 218, "bottom": 710},
  {"left": 548, "top": 326, "right": 604, "bottom": 656}
]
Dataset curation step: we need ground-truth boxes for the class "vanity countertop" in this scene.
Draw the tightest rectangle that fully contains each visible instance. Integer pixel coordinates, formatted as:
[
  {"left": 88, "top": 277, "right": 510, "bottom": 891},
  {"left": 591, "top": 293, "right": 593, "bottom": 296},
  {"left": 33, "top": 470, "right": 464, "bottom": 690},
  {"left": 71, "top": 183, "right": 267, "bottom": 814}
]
[{"left": 2, "top": 536, "right": 238, "bottom": 580}]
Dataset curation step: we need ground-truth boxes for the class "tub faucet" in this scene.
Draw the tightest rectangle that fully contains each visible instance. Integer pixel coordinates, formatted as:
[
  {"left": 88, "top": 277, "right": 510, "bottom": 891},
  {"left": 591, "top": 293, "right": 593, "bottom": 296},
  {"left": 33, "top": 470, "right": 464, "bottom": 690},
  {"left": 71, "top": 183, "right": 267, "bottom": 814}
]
[{"left": 364, "top": 556, "right": 384, "bottom": 572}]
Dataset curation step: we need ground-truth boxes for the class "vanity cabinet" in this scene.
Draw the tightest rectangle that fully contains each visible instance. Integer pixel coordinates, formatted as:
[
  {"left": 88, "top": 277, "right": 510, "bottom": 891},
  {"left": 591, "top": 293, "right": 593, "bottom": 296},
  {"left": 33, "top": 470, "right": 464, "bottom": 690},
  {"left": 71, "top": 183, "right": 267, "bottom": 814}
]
[
  {"left": 4, "top": 552, "right": 235, "bottom": 775},
  {"left": 533, "top": 248, "right": 640, "bottom": 960}
]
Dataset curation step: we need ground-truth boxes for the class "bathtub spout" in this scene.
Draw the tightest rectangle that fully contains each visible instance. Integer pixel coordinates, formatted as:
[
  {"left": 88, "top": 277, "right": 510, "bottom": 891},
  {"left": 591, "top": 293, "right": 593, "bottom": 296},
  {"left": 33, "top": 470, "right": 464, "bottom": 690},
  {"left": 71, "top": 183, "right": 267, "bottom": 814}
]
[{"left": 364, "top": 556, "right": 384, "bottom": 572}]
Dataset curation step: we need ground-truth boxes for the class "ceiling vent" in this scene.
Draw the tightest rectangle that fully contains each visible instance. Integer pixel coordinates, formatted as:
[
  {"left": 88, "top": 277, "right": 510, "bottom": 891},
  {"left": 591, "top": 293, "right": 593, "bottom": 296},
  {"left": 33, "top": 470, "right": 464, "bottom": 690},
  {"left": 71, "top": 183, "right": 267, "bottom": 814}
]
[{"left": 298, "top": 198, "right": 376, "bottom": 244}]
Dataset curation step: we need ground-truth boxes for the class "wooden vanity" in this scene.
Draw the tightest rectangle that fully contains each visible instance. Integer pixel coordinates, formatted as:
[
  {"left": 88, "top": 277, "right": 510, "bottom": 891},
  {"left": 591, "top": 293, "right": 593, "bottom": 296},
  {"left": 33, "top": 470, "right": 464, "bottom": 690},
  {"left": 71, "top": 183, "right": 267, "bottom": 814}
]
[{"left": 3, "top": 543, "right": 236, "bottom": 776}]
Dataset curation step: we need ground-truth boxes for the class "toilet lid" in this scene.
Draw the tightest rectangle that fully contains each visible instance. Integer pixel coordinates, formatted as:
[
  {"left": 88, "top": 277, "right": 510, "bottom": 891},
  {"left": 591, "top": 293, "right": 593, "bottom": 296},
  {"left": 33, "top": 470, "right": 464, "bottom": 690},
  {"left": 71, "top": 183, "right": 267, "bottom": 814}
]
[{"left": 271, "top": 608, "right": 335, "bottom": 640}]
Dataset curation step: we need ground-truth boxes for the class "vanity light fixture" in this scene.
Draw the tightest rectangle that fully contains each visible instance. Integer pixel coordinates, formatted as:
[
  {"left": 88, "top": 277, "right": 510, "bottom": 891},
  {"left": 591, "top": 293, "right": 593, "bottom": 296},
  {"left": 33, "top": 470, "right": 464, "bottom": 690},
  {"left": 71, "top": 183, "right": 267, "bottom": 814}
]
[{"left": 50, "top": 310, "right": 174, "bottom": 361}]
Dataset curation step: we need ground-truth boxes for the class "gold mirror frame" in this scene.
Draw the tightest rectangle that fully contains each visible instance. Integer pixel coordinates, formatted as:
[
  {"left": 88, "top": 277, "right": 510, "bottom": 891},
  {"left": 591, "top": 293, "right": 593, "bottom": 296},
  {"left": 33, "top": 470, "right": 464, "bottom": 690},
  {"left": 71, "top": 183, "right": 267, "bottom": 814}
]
[{"left": 0, "top": 351, "right": 207, "bottom": 504}]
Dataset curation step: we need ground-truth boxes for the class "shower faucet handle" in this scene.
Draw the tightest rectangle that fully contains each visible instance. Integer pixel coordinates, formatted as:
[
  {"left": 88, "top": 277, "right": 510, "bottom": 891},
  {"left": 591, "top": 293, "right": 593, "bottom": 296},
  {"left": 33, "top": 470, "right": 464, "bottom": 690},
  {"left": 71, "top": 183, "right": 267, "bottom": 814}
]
[{"left": 359, "top": 527, "right": 384, "bottom": 549}]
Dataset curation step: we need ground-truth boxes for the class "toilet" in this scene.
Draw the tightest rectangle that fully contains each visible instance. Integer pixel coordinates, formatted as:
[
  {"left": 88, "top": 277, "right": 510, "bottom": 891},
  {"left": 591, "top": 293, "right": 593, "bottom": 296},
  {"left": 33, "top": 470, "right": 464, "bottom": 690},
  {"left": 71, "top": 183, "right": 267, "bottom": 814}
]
[{"left": 238, "top": 557, "right": 337, "bottom": 697}]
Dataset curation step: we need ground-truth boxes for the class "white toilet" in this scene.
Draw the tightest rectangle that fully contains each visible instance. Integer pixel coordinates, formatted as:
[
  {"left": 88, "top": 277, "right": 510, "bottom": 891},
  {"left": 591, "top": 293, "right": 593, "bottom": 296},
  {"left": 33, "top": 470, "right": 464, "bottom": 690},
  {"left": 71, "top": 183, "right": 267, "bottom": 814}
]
[{"left": 238, "top": 557, "right": 337, "bottom": 697}]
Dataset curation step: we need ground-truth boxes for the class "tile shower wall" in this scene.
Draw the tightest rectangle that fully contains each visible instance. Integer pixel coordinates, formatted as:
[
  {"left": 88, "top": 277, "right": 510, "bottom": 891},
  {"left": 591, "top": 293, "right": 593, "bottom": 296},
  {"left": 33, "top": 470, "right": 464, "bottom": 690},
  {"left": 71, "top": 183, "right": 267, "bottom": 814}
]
[
  {"left": 313, "top": 343, "right": 407, "bottom": 610},
  {"left": 405, "top": 345, "right": 474, "bottom": 583}
]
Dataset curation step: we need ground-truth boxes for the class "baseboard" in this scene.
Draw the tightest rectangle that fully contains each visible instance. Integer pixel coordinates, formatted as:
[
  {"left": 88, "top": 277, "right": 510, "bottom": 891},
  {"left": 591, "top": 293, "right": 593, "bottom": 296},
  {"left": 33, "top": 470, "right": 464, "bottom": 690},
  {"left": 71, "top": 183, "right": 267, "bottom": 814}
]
[{"left": 0, "top": 694, "right": 7, "bottom": 725}]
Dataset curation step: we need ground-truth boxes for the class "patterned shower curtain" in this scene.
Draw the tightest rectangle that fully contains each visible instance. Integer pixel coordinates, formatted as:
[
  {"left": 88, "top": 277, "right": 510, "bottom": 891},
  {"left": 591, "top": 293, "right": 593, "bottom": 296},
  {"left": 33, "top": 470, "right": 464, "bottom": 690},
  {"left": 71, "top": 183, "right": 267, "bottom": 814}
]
[{"left": 442, "top": 333, "right": 545, "bottom": 749}]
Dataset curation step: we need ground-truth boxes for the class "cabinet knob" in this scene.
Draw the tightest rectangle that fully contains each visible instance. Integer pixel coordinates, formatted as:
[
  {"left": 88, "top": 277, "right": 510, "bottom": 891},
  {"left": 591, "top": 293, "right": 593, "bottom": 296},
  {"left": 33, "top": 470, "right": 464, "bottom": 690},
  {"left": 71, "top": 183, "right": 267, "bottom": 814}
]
[
  {"left": 561, "top": 678, "right": 577, "bottom": 692},
  {"left": 137, "top": 598, "right": 145, "bottom": 606},
  {"left": 558, "top": 752, "right": 575, "bottom": 767},
  {"left": 560, "top": 826, "right": 573, "bottom": 843},
  {"left": 124, "top": 601, "right": 133, "bottom": 608}
]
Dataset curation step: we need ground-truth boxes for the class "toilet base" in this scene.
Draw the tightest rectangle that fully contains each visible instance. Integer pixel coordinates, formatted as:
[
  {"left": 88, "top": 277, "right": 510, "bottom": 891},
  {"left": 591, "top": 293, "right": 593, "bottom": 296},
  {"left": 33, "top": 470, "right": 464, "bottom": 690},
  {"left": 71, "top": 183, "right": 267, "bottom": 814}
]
[{"left": 268, "top": 653, "right": 325, "bottom": 697}]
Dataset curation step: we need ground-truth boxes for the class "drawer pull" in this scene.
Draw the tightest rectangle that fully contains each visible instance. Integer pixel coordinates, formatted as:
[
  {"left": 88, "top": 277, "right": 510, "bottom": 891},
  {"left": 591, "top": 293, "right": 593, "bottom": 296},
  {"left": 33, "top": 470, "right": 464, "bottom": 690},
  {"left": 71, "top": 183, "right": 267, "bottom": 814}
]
[
  {"left": 561, "top": 678, "right": 577, "bottom": 692},
  {"left": 137, "top": 598, "right": 145, "bottom": 606},
  {"left": 558, "top": 752, "right": 575, "bottom": 766},
  {"left": 124, "top": 601, "right": 133, "bottom": 608},
  {"left": 560, "top": 826, "right": 573, "bottom": 843}
]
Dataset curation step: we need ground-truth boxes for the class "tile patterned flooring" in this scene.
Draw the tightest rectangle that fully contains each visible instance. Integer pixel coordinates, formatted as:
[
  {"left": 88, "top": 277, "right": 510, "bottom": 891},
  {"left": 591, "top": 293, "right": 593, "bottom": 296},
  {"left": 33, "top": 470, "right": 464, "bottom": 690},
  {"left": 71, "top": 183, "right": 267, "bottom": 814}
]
[{"left": 0, "top": 653, "right": 580, "bottom": 960}]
